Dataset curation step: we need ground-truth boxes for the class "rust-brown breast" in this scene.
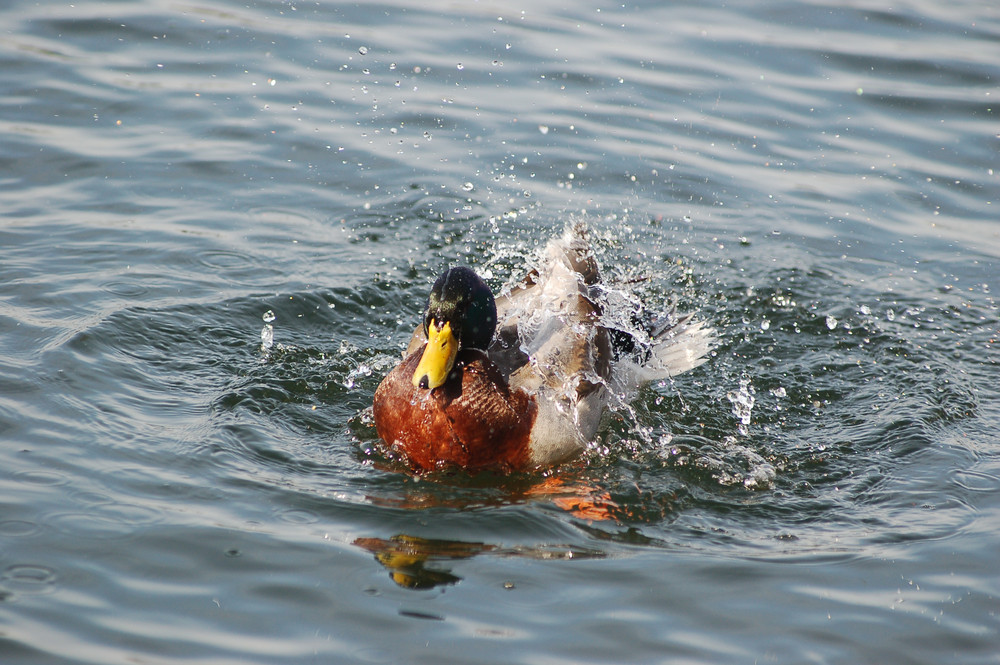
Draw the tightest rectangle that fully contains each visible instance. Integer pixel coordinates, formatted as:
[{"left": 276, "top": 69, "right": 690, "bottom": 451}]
[{"left": 372, "top": 348, "right": 537, "bottom": 472}]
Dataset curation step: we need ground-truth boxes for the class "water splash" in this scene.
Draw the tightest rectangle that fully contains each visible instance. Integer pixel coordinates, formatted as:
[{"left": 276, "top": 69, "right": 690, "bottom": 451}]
[
  {"left": 343, "top": 363, "right": 372, "bottom": 390},
  {"left": 726, "top": 376, "right": 755, "bottom": 436},
  {"left": 260, "top": 309, "right": 275, "bottom": 353}
]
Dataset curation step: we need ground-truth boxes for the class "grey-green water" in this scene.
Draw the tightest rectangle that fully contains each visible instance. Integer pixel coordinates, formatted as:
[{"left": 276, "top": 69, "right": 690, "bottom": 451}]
[{"left": 1, "top": 1, "right": 998, "bottom": 663}]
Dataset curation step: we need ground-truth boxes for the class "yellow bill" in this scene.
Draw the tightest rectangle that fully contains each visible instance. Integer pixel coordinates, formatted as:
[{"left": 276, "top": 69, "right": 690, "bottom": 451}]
[{"left": 412, "top": 320, "right": 459, "bottom": 389}]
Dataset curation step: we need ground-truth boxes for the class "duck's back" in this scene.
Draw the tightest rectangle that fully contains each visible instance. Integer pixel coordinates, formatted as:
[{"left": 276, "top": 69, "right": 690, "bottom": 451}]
[{"left": 488, "top": 228, "right": 613, "bottom": 465}]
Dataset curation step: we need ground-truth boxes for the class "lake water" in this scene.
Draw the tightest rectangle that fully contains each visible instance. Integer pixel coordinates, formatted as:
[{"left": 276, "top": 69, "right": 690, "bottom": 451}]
[{"left": 1, "top": 0, "right": 998, "bottom": 662}]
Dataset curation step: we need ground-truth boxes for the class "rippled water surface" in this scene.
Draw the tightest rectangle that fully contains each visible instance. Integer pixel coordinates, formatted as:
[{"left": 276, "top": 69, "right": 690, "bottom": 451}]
[{"left": 2, "top": 0, "right": 998, "bottom": 663}]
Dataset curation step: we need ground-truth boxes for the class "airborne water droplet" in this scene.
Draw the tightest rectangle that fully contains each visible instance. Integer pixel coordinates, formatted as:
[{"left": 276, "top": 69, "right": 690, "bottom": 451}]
[
  {"left": 726, "top": 376, "right": 756, "bottom": 433},
  {"left": 261, "top": 310, "right": 275, "bottom": 351}
]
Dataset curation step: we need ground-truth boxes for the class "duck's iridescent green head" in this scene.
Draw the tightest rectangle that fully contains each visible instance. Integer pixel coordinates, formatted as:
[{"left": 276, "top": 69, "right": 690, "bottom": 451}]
[{"left": 412, "top": 267, "right": 497, "bottom": 389}]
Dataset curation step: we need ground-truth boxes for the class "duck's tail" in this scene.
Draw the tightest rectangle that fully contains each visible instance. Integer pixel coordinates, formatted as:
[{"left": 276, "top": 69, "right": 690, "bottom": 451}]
[{"left": 638, "top": 313, "right": 715, "bottom": 382}]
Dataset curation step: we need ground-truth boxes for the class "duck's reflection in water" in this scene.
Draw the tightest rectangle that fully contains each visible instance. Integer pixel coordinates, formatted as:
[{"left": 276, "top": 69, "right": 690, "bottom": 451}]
[
  {"left": 354, "top": 534, "right": 606, "bottom": 589},
  {"left": 353, "top": 535, "right": 491, "bottom": 589},
  {"left": 354, "top": 468, "right": 627, "bottom": 588}
]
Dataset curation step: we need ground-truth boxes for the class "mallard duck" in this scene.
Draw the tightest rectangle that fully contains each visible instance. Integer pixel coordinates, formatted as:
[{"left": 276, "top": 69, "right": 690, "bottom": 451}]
[{"left": 372, "top": 225, "right": 713, "bottom": 472}]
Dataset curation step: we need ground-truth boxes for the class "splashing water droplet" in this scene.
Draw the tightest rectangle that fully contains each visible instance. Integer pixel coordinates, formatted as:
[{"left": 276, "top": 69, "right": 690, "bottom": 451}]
[
  {"left": 826, "top": 315, "right": 838, "bottom": 330},
  {"left": 261, "top": 310, "right": 275, "bottom": 351},
  {"left": 344, "top": 363, "right": 372, "bottom": 390},
  {"left": 726, "top": 376, "right": 755, "bottom": 434},
  {"left": 358, "top": 46, "right": 368, "bottom": 55}
]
